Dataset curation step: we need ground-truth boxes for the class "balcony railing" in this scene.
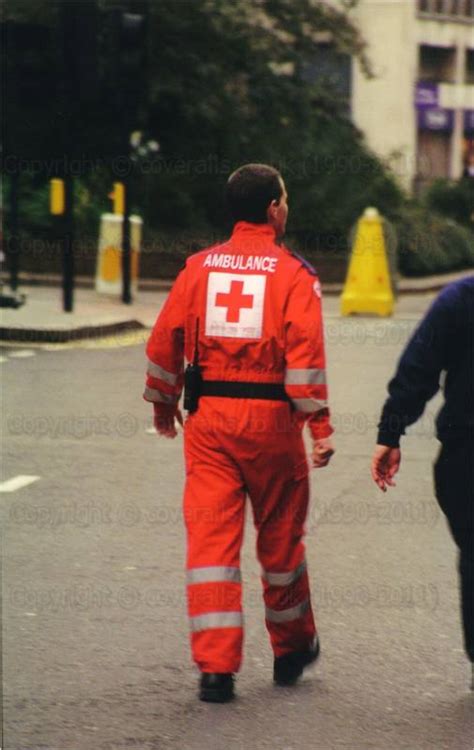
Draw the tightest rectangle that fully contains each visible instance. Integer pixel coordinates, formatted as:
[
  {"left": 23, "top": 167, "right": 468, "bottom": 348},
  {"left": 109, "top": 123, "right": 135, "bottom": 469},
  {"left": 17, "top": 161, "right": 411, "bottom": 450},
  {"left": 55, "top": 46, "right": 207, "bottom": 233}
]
[{"left": 417, "top": 0, "right": 474, "bottom": 20}]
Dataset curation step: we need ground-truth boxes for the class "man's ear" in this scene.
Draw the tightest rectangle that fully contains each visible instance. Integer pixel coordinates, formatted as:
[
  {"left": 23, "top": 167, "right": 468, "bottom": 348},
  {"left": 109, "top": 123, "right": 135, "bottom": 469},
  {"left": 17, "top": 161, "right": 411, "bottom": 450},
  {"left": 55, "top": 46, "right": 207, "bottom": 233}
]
[{"left": 267, "top": 198, "right": 280, "bottom": 220}]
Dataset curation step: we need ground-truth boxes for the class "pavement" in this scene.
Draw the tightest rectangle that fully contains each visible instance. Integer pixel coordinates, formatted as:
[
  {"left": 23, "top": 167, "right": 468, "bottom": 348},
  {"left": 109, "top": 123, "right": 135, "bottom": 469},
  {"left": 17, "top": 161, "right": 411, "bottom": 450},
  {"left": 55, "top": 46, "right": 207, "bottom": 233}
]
[
  {"left": 1, "top": 269, "right": 473, "bottom": 343},
  {"left": 1, "top": 292, "right": 474, "bottom": 750}
]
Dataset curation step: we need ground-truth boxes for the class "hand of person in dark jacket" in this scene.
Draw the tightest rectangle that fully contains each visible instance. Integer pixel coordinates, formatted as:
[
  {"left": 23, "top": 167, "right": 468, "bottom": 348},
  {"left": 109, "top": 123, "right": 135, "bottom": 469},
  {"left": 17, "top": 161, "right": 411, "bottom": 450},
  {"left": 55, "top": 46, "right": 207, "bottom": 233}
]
[{"left": 371, "top": 444, "right": 401, "bottom": 492}]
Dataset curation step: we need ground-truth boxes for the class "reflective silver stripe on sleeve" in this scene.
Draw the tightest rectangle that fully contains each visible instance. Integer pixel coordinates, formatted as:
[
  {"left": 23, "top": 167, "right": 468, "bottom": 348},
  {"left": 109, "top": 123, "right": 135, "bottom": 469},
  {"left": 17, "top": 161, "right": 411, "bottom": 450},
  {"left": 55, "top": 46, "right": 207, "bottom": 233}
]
[
  {"left": 265, "top": 599, "right": 310, "bottom": 624},
  {"left": 189, "top": 611, "right": 243, "bottom": 632},
  {"left": 291, "top": 398, "right": 327, "bottom": 414},
  {"left": 187, "top": 566, "right": 242, "bottom": 585},
  {"left": 147, "top": 359, "right": 179, "bottom": 386},
  {"left": 262, "top": 560, "right": 307, "bottom": 587},
  {"left": 285, "top": 369, "right": 326, "bottom": 386},
  {"left": 143, "top": 386, "right": 178, "bottom": 404}
]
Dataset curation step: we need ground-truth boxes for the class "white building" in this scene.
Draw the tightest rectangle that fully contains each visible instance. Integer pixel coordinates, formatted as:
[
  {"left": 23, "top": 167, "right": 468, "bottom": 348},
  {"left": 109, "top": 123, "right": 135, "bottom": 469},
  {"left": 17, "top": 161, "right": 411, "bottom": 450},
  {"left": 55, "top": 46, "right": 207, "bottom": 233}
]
[{"left": 351, "top": 0, "right": 474, "bottom": 191}]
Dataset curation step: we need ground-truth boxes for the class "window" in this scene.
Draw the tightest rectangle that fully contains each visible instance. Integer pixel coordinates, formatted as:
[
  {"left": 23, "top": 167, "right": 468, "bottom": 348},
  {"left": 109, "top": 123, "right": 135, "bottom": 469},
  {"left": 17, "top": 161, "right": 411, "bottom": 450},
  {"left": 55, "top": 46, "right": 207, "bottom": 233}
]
[
  {"left": 466, "top": 48, "right": 474, "bottom": 84},
  {"left": 417, "top": 0, "right": 474, "bottom": 18},
  {"left": 419, "top": 45, "right": 457, "bottom": 83}
]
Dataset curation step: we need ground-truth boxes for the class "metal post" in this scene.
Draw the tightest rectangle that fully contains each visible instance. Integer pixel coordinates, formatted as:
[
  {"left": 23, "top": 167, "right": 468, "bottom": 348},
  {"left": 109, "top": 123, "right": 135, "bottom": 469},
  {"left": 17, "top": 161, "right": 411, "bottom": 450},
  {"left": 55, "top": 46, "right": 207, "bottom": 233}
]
[
  {"left": 118, "top": 2, "right": 148, "bottom": 305},
  {"left": 60, "top": 3, "right": 77, "bottom": 313},
  {"left": 62, "top": 174, "right": 74, "bottom": 312},
  {"left": 121, "top": 171, "right": 132, "bottom": 304},
  {"left": 8, "top": 171, "right": 19, "bottom": 292}
]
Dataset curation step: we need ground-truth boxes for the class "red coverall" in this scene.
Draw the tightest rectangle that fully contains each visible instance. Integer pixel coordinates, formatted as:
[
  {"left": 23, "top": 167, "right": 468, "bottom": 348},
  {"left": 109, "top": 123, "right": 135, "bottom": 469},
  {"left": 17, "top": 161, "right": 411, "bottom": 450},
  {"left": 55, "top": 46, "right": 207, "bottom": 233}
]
[{"left": 144, "top": 221, "right": 333, "bottom": 674}]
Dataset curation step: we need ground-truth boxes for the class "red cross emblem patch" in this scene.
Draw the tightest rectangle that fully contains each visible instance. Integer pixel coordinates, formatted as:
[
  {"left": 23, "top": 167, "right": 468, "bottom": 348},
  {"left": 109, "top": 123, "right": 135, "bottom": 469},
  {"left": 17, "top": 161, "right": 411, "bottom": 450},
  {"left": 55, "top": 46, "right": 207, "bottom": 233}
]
[{"left": 205, "top": 273, "right": 266, "bottom": 339}]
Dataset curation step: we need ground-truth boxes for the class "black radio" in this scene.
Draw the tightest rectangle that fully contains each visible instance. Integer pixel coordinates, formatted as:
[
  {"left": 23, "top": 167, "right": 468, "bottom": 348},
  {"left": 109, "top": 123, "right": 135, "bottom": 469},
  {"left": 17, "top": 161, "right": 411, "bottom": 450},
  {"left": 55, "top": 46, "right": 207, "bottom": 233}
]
[{"left": 183, "top": 319, "right": 202, "bottom": 414}]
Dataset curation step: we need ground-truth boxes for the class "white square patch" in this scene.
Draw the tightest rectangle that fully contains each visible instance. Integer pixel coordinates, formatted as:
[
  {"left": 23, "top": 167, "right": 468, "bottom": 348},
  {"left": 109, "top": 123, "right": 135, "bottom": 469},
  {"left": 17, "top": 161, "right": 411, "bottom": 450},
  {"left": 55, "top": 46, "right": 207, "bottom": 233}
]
[{"left": 205, "top": 272, "right": 266, "bottom": 339}]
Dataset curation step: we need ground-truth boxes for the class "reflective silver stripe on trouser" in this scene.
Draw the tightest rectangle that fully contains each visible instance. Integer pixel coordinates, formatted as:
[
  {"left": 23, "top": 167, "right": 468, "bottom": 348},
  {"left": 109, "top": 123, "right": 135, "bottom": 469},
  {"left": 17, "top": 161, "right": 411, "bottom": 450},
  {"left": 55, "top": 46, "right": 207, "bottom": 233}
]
[
  {"left": 147, "top": 359, "right": 179, "bottom": 386},
  {"left": 291, "top": 398, "right": 328, "bottom": 414},
  {"left": 265, "top": 599, "right": 310, "bottom": 624},
  {"left": 190, "top": 611, "right": 244, "bottom": 632},
  {"left": 143, "top": 386, "right": 178, "bottom": 404},
  {"left": 187, "top": 566, "right": 242, "bottom": 584},
  {"left": 285, "top": 369, "right": 326, "bottom": 386},
  {"left": 262, "top": 560, "right": 307, "bottom": 587}
]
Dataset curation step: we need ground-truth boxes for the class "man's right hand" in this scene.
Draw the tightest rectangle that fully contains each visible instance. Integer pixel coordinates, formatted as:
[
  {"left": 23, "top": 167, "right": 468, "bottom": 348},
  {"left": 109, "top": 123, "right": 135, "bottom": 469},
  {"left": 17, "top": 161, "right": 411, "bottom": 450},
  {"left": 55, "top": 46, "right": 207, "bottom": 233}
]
[
  {"left": 311, "top": 438, "right": 335, "bottom": 468},
  {"left": 371, "top": 444, "right": 401, "bottom": 492},
  {"left": 153, "top": 403, "right": 183, "bottom": 438}
]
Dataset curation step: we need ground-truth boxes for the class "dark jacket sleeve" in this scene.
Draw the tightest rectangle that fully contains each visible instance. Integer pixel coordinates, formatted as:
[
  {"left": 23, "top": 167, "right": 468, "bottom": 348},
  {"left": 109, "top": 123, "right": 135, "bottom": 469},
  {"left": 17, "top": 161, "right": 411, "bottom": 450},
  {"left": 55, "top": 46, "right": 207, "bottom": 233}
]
[{"left": 377, "top": 289, "right": 453, "bottom": 447}]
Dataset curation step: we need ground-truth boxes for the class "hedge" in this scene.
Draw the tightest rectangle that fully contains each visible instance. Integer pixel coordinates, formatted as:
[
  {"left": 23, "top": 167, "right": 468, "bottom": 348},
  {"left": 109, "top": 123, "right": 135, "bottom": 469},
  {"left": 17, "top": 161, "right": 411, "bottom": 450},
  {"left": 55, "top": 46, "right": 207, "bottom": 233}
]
[{"left": 395, "top": 205, "right": 474, "bottom": 277}]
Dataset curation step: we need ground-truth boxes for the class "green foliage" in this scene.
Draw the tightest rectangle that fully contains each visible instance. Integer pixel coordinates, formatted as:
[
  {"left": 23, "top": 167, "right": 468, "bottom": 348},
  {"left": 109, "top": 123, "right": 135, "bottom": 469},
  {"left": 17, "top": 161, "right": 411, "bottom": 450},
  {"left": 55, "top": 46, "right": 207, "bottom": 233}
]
[
  {"left": 281, "top": 116, "right": 403, "bottom": 243},
  {"left": 1, "top": 0, "right": 58, "bottom": 25},
  {"left": 2, "top": 0, "right": 421, "bottom": 279},
  {"left": 142, "top": 0, "right": 398, "bottom": 241},
  {"left": 14, "top": 174, "right": 51, "bottom": 233},
  {"left": 395, "top": 204, "right": 474, "bottom": 276},
  {"left": 3, "top": 171, "right": 107, "bottom": 237},
  {"left": 423, "top": 178, "right": 474, "bottom": 229}
]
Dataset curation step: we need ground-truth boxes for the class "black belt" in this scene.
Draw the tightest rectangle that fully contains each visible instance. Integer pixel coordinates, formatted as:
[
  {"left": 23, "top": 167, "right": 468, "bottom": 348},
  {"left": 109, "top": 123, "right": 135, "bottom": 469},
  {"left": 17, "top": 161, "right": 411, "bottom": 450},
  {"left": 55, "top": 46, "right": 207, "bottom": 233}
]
[{"left": 201, "top": 380, "right": 289, "bottom": 401}]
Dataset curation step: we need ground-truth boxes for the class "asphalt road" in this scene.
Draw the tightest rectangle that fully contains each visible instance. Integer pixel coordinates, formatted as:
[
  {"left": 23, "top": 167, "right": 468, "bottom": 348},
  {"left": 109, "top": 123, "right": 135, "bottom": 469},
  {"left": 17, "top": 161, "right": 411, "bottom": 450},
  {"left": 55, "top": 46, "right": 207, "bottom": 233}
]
[{"left": 1, "top": 295, "right": 473, "bottom": 750}]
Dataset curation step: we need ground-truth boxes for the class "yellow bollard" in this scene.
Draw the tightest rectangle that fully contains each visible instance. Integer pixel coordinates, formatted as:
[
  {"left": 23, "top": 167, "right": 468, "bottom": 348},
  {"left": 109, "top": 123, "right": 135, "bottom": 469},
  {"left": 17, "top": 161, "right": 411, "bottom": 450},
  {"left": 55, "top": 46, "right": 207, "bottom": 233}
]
[
  {"left": 50, "top": 179, "right": 65, "bottom": 215},
  {"left": 108, "top": 182, "right": 125, "bottom": 215},
  {"left": 340, "top": 207, "right": 394, "bottom": 317},
  {"left": 95, "top": 213, "right": 143, "bottom": 295}
]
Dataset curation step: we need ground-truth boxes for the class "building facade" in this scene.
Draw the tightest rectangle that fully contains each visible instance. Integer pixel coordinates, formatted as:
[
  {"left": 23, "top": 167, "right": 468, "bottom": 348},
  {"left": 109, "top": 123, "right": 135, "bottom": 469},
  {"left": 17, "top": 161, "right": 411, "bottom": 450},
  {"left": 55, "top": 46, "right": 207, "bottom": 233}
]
[{"left": 351, "top": 0, "right": 474, "bottom": 191}]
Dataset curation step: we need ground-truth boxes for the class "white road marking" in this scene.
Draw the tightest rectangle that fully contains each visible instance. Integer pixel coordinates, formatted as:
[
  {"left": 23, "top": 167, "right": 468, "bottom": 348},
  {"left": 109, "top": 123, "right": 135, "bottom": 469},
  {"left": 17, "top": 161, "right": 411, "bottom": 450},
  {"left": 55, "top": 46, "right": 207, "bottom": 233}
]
[
  {"left": 0, "top": 475, "right": 40, "bottom": 493},
  {"left": 8, "top": 350, "right": 37, "bottom": 359}
]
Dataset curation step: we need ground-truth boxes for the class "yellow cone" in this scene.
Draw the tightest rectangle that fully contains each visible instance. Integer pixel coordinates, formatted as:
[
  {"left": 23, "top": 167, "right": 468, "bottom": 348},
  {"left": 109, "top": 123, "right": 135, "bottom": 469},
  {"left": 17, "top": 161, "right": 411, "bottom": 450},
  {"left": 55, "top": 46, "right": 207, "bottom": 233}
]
[{"left": 340, "top": 207, "right": 394, "bottom": 317}]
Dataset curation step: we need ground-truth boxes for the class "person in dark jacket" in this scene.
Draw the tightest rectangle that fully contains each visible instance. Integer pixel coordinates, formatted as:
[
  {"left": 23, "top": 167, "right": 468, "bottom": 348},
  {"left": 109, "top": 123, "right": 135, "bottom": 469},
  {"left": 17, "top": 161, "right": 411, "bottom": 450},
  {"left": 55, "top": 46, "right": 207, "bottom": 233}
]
[{"left": 371, "top": 276, "right": 474, "bottom": 687}]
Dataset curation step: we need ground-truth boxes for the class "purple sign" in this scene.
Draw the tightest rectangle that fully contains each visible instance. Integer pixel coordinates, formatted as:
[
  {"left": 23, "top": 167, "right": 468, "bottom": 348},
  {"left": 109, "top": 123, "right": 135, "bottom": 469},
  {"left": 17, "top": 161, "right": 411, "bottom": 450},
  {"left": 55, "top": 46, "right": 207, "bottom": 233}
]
[
  {"left": 415, "top": 81, "right": 439, "bottom": 109},
  {"left": 464, "top": 110, "right": 474, "bottom": 133},
  {"left": 417, "top": 107, "right": 454, "bottom": 132}
]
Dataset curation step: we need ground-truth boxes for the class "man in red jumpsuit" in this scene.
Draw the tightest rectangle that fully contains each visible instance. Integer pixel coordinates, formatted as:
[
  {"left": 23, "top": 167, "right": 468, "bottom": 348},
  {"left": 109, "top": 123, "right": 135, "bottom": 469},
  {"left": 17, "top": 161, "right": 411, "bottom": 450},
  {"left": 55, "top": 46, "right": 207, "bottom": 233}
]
[{"left": 144, "top": 164, "right": 334, "bottom": 702}]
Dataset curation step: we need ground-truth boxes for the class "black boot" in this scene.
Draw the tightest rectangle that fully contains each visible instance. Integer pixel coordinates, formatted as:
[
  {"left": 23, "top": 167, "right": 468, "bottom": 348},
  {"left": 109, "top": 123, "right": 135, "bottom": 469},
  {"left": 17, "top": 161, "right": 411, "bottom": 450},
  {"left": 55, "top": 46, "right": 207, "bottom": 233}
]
[
  {"left": 199, "top": 673, "right": 235, "bottom": 703},
  {"left": 273, "top": 637, "right": 320, "bottom": 686}
]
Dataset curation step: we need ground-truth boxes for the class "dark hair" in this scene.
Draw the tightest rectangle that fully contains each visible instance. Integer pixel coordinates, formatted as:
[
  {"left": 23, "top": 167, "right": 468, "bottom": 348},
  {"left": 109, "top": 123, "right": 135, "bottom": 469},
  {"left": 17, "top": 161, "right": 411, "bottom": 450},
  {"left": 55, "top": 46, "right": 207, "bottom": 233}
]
[{"left": 226, "top": 163, "right": 283, "bottom": 224}]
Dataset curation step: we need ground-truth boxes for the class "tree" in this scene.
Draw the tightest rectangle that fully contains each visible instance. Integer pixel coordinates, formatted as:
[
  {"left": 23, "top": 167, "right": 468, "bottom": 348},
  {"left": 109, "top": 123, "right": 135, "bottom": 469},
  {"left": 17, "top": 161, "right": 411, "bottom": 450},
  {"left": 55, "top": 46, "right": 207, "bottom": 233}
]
[
  {"left": 2, "top": 0, "right": 403, "bottom": 253},
  {"left": 142, "top": 0, "right": 401, "bottom": 241}
]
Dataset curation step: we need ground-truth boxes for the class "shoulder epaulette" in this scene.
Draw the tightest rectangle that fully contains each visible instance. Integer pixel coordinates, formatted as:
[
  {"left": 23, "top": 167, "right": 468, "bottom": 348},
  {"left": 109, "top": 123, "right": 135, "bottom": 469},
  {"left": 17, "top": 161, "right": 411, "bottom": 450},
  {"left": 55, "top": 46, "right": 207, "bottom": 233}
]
[{"left": 287, "top": 249, "right": 318, "bottom": 277}]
